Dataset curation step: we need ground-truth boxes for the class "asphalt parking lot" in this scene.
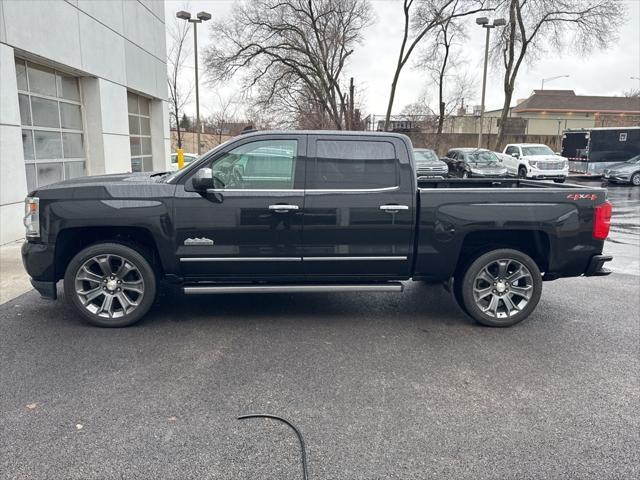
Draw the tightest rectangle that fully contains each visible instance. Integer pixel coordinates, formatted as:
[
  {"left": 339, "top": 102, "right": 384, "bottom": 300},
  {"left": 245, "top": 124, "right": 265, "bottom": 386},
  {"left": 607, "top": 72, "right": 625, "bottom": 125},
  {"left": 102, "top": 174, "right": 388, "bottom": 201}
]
[{"left": 1, "top": 179, "right": 638, "bottom": 480}]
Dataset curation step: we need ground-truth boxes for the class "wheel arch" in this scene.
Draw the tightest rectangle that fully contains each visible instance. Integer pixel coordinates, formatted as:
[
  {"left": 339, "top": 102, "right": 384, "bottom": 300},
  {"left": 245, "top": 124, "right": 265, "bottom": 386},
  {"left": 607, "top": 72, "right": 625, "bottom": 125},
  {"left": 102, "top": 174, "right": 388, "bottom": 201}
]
[
  {"left": 54, "top": 226, "right": 163, "bottom": 281},
  {"left": 454, "top": 229, "right": 550, "bottom": 278}
]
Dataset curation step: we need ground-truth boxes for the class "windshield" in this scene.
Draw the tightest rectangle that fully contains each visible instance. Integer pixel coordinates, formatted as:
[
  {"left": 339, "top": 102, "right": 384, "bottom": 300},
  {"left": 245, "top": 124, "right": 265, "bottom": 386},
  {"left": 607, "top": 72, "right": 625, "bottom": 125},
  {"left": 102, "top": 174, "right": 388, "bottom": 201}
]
[
  {"left": 163, "top": 141, "right": 233, "bottom": 183},
  {"left": 470, "top": 151, "right": 499, "bottom": 164},
  {"left": 414, "top": 149, "right": 439, "bottom": 162},
  {"left": 521, "top": 145, "right": 554, "bottom": 156}
]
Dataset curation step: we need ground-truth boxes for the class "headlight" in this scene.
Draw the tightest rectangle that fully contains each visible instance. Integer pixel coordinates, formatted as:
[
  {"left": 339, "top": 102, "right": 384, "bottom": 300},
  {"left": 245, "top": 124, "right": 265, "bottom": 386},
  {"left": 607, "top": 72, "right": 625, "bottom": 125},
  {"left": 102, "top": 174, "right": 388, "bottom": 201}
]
[
  {"left": 23, "top": 197, "right": 40, "bottom": 238},
  {"left": 529, "top": 161, "right": 538, "bottom": 169}
]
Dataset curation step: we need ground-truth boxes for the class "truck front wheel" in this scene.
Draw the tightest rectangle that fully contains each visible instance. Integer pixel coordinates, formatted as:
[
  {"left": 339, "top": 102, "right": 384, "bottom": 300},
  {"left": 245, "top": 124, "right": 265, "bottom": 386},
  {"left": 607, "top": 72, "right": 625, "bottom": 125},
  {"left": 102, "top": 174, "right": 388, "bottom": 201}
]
[
  {"left": 460, "top": 249, "right": 542, "bottom": 327},
  {"left": 63, "top": 243, "right": 157, "bottom": 327}
]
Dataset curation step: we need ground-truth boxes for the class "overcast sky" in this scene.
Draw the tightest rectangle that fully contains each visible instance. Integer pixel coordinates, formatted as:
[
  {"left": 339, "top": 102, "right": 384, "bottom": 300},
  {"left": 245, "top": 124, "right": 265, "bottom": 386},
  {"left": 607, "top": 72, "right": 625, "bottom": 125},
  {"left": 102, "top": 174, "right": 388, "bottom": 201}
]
[{"left": 166, "top": 0, "right": 640, "bottom": 120}]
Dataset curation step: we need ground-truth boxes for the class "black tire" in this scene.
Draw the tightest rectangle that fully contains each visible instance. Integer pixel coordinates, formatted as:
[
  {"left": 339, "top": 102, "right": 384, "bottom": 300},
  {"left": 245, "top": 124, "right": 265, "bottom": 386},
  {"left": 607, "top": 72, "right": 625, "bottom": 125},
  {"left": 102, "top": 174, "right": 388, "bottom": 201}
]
[
  {"left": 518, "top": 166, "right": 528, "bottom": 179},
  {"left": 64, "top": 242, "right": 157, "bottom": 327},
  {"left": 631, "top": 172, "right": 640, "bottom": 186},
  {"left": 460, "top": 249, "right": 542, "bottom": 327},
  {"left": 553, "top": 178, "right": 566, "bottom": 183}
]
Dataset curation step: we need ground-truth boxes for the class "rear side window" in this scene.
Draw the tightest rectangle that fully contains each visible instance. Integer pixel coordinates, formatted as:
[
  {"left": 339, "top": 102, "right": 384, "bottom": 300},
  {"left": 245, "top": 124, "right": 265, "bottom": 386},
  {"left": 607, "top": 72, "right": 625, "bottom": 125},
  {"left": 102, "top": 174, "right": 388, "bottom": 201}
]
[{"left": 308, "top": 140, "right": 398, "bottom": 189}]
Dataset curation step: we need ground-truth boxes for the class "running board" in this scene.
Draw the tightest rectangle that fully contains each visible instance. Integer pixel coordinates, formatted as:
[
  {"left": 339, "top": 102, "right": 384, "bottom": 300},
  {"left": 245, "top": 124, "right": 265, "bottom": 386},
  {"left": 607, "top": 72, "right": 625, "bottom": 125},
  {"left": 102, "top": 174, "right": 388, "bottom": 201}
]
[{"left": 183, "top": 283, "right": 404, "bottom": 295}]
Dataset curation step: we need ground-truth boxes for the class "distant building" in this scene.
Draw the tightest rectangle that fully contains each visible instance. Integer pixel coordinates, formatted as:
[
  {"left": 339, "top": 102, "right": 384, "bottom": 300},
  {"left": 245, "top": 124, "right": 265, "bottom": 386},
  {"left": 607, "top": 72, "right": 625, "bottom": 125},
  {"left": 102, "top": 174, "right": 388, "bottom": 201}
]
[
  {"left": 484, "top": 90, "right": 640, "bottom": 135},
  {"left": 0, "top": 0, "right": 170, "bottom": 243}
]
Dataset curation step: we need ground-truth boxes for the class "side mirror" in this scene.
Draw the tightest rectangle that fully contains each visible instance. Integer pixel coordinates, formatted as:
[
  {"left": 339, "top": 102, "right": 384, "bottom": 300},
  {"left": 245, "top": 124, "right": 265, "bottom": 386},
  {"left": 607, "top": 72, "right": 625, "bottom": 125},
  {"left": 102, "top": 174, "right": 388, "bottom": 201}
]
[
  {"left": 511, "top": 152, "right": 520, "bottom": 158},
  {"left": 192, "top": 168, "right": 214, "bottom": 191}
]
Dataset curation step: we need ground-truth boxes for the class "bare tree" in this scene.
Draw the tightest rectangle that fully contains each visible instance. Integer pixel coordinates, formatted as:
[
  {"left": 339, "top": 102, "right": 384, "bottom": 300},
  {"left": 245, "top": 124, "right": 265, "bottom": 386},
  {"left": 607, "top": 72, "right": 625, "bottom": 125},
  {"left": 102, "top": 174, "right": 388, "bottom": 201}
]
[
  {"left": 622, "top": 88, "right": 640, "bottom": 98},
  {"left": 415, "top": 3, "right": 475, "bottom": 144},
  {"left": 167, "top": 12, "right": 193, "bottom": 149},
  {"left": 203, "top": 0, "right": 372, "bottom": 130},
  {"left": 208, "top": 92, "right": 240, "bottom": 143},
  {"left": 383, "top": 0, "right": 491, "bottom": 131},
  {"left": 493, "top": 0, "right": 625, "bottom": 149}
]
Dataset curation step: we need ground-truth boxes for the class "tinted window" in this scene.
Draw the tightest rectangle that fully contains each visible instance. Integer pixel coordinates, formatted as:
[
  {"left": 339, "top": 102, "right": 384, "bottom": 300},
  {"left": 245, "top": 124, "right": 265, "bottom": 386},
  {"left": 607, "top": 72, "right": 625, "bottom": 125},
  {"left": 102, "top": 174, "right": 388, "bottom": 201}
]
[
  {"left": 309, "top": 140, "right": 398, "bottom": 189},
  {"left": 210, "top": 139, "right": 297, "bottom": 189},
  {"left": 505, "top": 146, "right": 517, "bottom": 155}
]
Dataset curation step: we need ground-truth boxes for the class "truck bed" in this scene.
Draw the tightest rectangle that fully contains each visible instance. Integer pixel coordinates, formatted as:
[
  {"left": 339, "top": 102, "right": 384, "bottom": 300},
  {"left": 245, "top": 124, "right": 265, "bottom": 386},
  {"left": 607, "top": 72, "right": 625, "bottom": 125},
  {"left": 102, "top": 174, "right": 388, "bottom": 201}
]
[{"left": 414, "top": 178, "right": 608, "bottom": 281}]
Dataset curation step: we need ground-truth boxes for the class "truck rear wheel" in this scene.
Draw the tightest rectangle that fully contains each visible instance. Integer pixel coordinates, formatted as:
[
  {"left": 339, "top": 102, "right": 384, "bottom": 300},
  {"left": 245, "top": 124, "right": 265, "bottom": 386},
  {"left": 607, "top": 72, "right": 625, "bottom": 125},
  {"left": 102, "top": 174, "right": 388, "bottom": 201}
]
[
  {"left": 460, "top": 249, "right": 542, "bottom": 327},
  {"left": 63, "top": 243, "right": 156, "bottom": 327}
]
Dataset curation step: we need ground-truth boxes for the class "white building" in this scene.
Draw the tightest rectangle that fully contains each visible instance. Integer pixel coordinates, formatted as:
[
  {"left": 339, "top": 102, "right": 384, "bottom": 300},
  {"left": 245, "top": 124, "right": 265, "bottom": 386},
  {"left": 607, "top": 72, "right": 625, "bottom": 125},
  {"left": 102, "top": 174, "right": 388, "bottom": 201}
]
[{"left": 0, "top": 0, "right": 170, "bottom": 244}]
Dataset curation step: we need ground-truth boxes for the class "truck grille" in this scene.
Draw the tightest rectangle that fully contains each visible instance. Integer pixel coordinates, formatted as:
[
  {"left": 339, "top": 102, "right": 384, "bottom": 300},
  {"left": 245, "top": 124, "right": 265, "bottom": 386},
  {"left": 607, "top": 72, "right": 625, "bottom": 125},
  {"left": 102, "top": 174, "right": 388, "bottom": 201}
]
[
  {"left": 537, "top": 161, "right": 564, "bottom": 170},
  {"left": 417, "top": 166, "right": 448, "bottom": 175}
]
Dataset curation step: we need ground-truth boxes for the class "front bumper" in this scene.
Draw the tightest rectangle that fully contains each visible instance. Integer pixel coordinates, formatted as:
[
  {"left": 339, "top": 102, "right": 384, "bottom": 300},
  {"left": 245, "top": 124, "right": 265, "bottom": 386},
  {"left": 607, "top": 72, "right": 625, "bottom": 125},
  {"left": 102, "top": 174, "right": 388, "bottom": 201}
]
[
  {"left": 22, "top": 241, "right": 57, "bottom": 299},
  {"left": 603, "top": 172, "right": 631, "bottom": 183},
  {"left": 528, "top": 168, "right": 568, "bottom": 180},
  {"left": 584, "top": 254, "right": 613, "bottom": 276}
]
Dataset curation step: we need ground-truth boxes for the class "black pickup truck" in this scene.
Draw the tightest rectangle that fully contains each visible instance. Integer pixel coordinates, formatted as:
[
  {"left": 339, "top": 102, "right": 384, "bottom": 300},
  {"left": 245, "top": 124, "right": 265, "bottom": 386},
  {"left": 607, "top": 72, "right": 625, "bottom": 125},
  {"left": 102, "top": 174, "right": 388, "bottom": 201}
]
[{"left": 22, "top": 131, "right": 612, "bottom": 328}]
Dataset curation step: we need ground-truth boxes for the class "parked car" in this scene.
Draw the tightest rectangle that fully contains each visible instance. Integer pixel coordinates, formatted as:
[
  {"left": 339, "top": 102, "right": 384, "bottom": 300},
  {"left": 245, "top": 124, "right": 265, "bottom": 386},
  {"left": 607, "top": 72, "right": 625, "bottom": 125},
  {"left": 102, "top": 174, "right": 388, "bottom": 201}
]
[
  {"left": 443, "top": 148, "right": 508, "bottom": 178},
  {"left": 602, "top": 154, "right": 640, "bottom": 186},
  {"left": 170, "top": 152, "right": 198, "bottom": 171},
  {"left": 502, "top": 143, "right": 569, "bottom": 182},
  {"left": 22, "top": 131, "right": 612, "bottom": 329},
  {"left": 413, "top": 148, "right": 449, "bottom": 178}
]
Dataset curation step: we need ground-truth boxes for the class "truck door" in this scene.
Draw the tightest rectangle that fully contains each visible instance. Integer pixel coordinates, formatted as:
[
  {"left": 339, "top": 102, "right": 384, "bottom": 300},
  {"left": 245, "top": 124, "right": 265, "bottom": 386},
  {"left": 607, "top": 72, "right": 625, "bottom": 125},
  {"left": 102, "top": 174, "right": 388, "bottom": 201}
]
[
  {"left": 301, "top": 134, "right": 415, "bottom": 279},
  {"left": 174, "top": 134, "right": 306, "bottom": 279}
]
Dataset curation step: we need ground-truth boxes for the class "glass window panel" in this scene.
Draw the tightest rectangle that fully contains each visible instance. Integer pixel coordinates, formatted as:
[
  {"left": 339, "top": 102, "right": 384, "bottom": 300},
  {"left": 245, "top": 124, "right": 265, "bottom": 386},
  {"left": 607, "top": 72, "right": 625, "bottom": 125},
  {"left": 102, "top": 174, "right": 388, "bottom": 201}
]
[
  {"left": 140, "top": 116, "right": 151, "bottom": 135},
  {"left": 34, "top": 130, "right": 62, "bottom": 160},
  {"left": 22, "top": 129, "right": 34, "bottom": 160},
  {"left": 127, "top": 92, "right": 138, "bottom": 114},
  {"left": 129, "top": 136, "right": 142, "bottom": 156},
  {"left": 60, "top": 103, "right": 82, "bottom": 130},
  {"left": 31, "top": 96, "right": 60, "bottom": 128},
  {"left": 139, "top": 97, "right": 150, "bottom": 116},
  {"left": 141, "top": 137, "right": 152, "bottom": 155},
  {"left": 128, "top": 115, "right": 140, "bottom": 135},
  {"left": 15, "top": 60, "right": 28, "bottom": 90},
  {"left": 27, "top": 64, "right": 57, "bottom": 97},
  {"left": 36, "top": 162, "right": 64, "bottom": 186},
  {"left": 142, "top": 156, "right": 153, "bottom": 171},
  {"left": 62, "top": 133, "right": 84, "bottom": 158},
  {"left": 56, "top": 74, "right": 80, "bottom": 101},
  {"left": 210, "top": 139, "right": 297, "bottom": 189},
  {"left": 18, "top": 94, "right": 31, "bottom": 125},
  {"left": 310, "top": 140, "right": 398, "bottom": 189},
  {"left": 25, "top": 164, "right": 37, "bottom": 192},
  {"left": 64, "top": 161, "right": 85, "bottom": 179},
  {"left": 131, "top": 157, "right": 143, "bottom": 172}
]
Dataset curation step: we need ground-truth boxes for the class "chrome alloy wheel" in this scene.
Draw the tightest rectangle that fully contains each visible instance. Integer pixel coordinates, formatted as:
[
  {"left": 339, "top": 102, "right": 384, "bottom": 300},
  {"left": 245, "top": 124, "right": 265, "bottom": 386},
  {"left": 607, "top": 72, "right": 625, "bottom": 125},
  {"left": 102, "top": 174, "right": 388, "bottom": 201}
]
[
  {"left": 74, "top": 254, "right": 144, "bottom": 319},
  {"left": 472, "top": 258, "right": 533, "bottom": 319}
]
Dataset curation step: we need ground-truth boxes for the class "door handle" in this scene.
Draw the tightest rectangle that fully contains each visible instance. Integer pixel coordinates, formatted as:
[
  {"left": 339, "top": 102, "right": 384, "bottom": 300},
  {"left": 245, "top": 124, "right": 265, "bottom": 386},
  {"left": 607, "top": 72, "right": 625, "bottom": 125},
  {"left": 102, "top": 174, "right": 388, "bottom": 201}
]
[
  {"left": 380, "top": 204, "right": 409, "bottom": 212},
  {"left": 269, "top": 204, "right": 299, "bottom": 212}
]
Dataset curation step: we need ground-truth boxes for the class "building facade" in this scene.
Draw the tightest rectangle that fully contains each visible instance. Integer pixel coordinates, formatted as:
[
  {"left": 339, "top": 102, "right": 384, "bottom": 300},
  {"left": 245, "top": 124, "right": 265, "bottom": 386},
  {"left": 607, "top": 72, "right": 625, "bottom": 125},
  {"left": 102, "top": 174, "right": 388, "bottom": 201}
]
[{"left": 1, "top": 0, "right": 170, "bottom": 244}]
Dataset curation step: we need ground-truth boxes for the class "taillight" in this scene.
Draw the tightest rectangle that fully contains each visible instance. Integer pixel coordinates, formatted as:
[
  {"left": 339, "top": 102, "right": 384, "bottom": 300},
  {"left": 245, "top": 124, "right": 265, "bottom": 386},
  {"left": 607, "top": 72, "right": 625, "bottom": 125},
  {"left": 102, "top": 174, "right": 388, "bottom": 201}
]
[{"left": 593, "top": 201, "right": 612, "bottom": 240}]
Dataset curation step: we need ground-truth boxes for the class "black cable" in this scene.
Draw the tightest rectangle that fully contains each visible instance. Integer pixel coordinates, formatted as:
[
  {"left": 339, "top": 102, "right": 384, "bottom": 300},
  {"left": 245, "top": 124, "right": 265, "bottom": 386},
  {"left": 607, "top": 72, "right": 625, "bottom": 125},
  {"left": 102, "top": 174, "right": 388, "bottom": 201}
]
[{"left": 237, "top": 413, "right": 309, "bottom": 480}]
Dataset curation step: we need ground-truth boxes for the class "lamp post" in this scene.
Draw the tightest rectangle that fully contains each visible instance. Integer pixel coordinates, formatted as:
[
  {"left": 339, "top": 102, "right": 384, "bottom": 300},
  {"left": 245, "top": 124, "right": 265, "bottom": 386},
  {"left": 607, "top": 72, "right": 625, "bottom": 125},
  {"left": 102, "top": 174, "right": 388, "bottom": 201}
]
[
  {"left": 541, "top": 74, "right": 569, "bottom": 90},
  {"left": 176, "top": 10, "right": 211, "bottom": 156},
  {"left": 476, "top": 17, "right": 506, "bottom": 149}
]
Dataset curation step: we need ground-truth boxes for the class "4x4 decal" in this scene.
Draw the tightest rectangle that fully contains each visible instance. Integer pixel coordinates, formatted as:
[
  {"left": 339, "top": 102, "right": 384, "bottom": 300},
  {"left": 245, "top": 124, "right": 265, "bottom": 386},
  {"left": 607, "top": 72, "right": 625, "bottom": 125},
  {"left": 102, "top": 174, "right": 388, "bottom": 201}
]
[{"left": 567, "top": 193, "right": 598, "bottom": 201}]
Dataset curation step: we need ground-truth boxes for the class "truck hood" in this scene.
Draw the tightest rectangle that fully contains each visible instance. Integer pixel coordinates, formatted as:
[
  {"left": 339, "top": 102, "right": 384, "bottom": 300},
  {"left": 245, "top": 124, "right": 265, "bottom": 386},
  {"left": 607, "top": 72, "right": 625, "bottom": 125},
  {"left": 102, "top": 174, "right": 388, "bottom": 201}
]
[
  {"left": 31, "top": 171, "right": 174, "bottom": 200},
  {"left": 525, "top": 155, "right": 564, "bottom": 161}
]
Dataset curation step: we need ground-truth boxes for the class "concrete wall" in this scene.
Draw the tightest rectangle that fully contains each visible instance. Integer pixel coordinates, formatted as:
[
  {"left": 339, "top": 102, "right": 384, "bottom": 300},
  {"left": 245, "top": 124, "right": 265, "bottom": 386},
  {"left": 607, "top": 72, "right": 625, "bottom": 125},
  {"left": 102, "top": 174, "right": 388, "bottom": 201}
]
[{"left": 0, "top": 0, "right": 170, "bottom": 244}]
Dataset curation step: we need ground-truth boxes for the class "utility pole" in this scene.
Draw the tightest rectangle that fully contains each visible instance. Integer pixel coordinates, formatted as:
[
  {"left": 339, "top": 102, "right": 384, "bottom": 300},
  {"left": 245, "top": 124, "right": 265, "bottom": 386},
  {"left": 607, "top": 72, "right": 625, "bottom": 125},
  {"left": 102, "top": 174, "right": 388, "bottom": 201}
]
[
  {"left": 176, "top": 10, "right": 211, "bottom": 155},
  {"left": 348, "top": 77, "right": 355, "bottom": 130}
]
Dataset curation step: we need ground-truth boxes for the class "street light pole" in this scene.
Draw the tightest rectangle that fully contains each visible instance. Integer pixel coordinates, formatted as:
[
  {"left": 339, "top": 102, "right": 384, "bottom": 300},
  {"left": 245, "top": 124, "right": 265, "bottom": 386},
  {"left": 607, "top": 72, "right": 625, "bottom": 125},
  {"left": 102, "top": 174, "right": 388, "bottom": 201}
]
[
  {"left": 541, "top": 74, "right": 569, "bottom": 90},
  {"left": 476, "top": 17, "right": 506, "bottom": 149},
  {"left": 176, "top": 10, "right": 211, "bottom": 155}
]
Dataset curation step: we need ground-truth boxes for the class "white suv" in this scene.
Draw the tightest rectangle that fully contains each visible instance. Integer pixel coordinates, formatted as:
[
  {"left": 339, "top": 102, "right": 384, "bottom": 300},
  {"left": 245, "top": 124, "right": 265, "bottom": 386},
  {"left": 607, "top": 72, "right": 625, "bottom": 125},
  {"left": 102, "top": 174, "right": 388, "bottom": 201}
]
[{"left": 502, "top": 143, "right": 569, "bottom": 183}]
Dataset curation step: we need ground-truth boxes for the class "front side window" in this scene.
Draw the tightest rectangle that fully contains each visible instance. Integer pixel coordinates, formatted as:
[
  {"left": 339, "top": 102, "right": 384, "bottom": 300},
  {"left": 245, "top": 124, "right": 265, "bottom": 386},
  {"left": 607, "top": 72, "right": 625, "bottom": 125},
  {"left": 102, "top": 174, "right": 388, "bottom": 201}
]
[
  {"left": 128, "top": 92, "right": 152, "bottom": 172},
  {"left": 16, "top": 58, "right": 85, "bottom": 191},
  {"left": 309, "top": 140, "right": 397, "bottom": 189},
  {"left": 209, "top": 139, "right": 298, "bottom": 190},
  {"left": 505, "top": 146, "right": 517, "bottom": 155}
]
